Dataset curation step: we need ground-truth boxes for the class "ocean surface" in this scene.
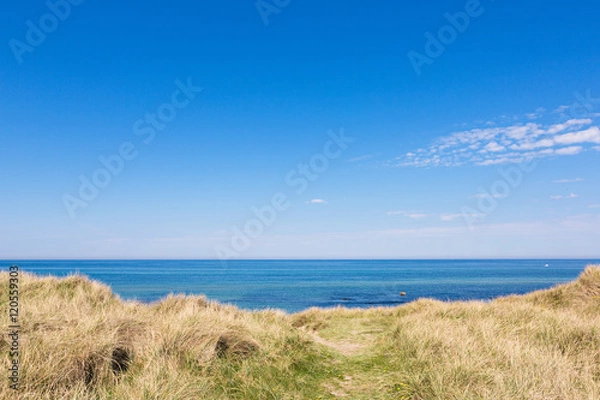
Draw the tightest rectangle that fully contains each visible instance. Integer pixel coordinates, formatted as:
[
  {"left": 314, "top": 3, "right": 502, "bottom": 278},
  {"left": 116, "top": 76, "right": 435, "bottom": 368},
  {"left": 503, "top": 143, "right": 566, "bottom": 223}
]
[{"left": 3, "top": 259, "right": 599, "bottom": 313}]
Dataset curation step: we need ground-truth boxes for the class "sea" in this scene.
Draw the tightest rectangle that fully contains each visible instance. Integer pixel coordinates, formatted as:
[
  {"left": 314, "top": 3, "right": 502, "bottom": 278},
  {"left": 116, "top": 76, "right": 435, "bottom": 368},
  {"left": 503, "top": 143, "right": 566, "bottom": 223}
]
[{"left": 3, "top": 259, "right": 598, "bottom": 313}]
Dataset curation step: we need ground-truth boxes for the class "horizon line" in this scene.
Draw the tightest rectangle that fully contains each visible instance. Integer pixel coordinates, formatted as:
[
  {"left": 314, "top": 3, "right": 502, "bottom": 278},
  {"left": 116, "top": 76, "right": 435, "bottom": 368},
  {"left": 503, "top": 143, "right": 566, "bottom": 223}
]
[{"left": 2, "top": 257, "right": 600, "bottom": 261}]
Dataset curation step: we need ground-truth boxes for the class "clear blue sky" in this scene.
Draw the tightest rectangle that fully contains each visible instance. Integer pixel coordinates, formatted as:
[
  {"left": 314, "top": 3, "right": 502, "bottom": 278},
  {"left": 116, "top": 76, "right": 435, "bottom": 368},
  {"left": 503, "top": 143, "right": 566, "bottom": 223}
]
[{"left": 1, "top": 0, "right": 599, "bottom": 259}]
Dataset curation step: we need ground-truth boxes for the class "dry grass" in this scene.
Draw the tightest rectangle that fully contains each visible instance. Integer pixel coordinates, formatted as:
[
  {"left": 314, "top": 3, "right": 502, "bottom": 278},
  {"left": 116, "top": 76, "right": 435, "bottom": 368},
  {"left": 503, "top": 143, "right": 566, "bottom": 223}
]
[{"left": 2, "top": 265, "right": 600, "bottom": 399}]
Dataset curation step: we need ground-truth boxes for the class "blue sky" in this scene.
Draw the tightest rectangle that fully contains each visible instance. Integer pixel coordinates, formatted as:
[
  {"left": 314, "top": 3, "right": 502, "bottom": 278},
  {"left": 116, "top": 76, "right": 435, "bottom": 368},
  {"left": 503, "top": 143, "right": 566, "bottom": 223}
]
[{"left": 1, "top": 0, "right": 599, "bottom": 259}]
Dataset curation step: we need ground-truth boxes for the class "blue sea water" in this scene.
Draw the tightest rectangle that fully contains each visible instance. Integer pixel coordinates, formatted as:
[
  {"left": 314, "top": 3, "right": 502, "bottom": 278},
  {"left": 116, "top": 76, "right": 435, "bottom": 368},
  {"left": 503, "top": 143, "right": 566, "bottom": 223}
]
[{"left": 3, "top": 260, "right": 598, "bottom": 313}]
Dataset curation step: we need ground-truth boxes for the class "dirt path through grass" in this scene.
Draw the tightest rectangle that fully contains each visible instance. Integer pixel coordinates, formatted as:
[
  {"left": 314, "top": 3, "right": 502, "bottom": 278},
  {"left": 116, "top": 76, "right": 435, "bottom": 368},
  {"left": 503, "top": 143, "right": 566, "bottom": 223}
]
[{"left": 305, "top": 330, "right": 365, "bottom": 356}]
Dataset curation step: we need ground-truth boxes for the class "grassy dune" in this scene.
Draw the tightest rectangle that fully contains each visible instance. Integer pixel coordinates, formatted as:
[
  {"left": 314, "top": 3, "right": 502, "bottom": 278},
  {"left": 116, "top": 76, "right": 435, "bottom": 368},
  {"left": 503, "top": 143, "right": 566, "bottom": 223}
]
[{"left": 1, "top": 266, "right": 600, "bottom": 399}]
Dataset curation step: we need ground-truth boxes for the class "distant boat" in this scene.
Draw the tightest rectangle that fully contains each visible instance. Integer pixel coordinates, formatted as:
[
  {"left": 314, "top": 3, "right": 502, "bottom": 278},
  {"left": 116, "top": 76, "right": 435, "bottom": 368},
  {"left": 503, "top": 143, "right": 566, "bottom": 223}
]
[{"left": 544, "top": 263, "right": 549, "bottom": 267}]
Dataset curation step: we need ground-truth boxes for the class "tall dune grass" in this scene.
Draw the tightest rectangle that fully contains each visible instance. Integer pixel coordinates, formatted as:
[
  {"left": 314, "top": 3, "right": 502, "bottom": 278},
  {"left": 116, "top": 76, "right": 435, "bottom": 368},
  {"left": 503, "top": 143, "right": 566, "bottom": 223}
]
[{"left": 1, "top": 265, "right": 599, "bottom": 399}]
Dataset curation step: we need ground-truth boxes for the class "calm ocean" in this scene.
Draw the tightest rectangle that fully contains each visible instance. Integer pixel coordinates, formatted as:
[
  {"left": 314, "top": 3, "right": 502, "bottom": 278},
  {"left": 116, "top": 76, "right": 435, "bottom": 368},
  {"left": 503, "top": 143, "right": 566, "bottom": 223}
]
[{"left": 4, "top": 259, "right": 598, "bottom": 313}]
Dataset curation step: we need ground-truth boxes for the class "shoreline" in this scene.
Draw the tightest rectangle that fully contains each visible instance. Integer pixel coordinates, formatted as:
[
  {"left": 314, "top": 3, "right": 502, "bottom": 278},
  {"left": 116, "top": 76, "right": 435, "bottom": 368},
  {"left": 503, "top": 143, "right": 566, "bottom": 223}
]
[{"left": 3, "top": 258, "right": 597, "bottom": 313}]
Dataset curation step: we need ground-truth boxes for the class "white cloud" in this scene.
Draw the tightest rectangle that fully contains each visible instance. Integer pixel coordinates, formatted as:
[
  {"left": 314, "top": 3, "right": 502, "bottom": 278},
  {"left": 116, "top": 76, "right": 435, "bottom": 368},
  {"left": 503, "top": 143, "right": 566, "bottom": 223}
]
[
  {"left": 589, "top": 204, "right": 600, "bottom": 209},
  {"left": 510, "top": 138, "right": 554, "bottom": 151},
  {"left": 550, "top": 193, "right": 579, "bottom": 200},
  {"left": 482, "top": 141, "right": 505, "bottom": 152},
  {"left": 439, "top": 213, "right": 463, "bottom": 222},
  {"left": 505, "top": 123, "right": 542, "bottom": 139},
  {"left": 546, "top": 119, "right": 592, "bottom": 135},
  {"left": 477, "top": 157, "right": 514, "bottom": 166},
  {"left": 306, "top": 199, "right": 328, "bottom": 205},
  {"left": 391, "top": 111, "right": 600, "bottom": 167},
  {"left": 554, "top": 126, "right": 600, "bottom": 145},
  {"left": 439, "top": 212, "right": 486, "bottom": 222},
  {"left": 553, "top": 178, "right": 585, "bottom": 183},
  {"left": 407, "top": 213, "right": 428, "bottom": 219},
  {"left": 554, "top": 146, "right": 583, "bottom": 155}
]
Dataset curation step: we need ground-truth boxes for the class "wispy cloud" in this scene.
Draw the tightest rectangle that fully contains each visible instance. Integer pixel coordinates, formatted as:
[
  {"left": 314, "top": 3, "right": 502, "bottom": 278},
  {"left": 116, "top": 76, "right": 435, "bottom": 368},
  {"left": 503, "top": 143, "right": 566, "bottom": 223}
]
[
  {"left": 525, "top": 107, "right": 546, "bottom": 120},
  {"left": 589, "top": 204, "right": 600, "bottom": 209},
  {"left": 388, "top": 211, "right": 486, "bottom": 222},
  {"left": 306, "top": 199, "right": 328, "bottom": 205},
  {"left": 387, "top": 211, "right": 429, "bottom": 219},
  {"left": 471, "top": 192, "right": 508, "bottom": 200},
  {"left": 439, "top": 212, "right": 485, "bottom": 222},
  {"left": 550, "top": 193, "right": 579, "bottom": 200},
  {"left": 259, "top": 214, "right": 600, "bottom": 248},
  {"left": 390, "top": 113, "right": 600, "bottom": 167},
  {"left": 554, "top": 146, "right": 583, "bottom": 155},
  {"left": 439, "top": 213, "right": 464, "bottom": 222},
  {"left": 553, "top": 178, "right": 585, "bottom": 183},
  {"left": 553, "top": 105, "right": 570, "bottom": 114}
]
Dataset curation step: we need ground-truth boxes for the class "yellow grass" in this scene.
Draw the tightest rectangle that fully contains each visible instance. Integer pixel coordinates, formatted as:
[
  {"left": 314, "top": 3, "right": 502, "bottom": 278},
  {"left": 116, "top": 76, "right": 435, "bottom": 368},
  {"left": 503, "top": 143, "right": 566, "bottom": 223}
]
[{"left": 1, "top": 265, "right": 600, "bottom": 399}]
